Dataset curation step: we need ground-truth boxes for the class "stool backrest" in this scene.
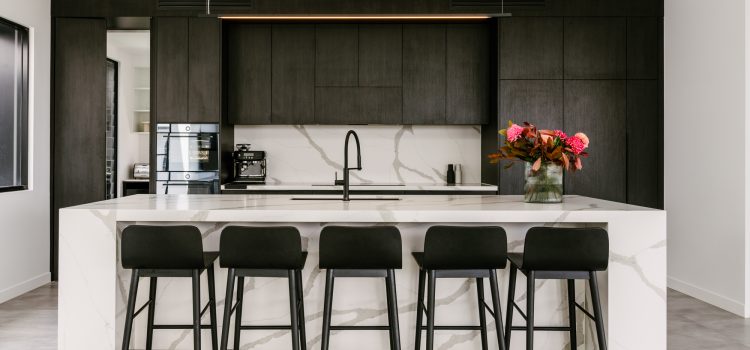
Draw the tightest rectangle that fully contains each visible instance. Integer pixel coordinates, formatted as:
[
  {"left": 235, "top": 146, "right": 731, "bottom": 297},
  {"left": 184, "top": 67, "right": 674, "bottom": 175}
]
[
  {"left": 523, "top": 227, "right": 609, "bottom": 271},
  {"left": 121, "top": 225, "right": 205, "bottom": 269},
  {"left": 319, "top": 226, "right": 402, "bottom": 269},
  {"left": 423, "top": 226, "right": 507, "bottom": 269},
  {"left": 220, "top": 226, "right": 302, "bottom": 269}
]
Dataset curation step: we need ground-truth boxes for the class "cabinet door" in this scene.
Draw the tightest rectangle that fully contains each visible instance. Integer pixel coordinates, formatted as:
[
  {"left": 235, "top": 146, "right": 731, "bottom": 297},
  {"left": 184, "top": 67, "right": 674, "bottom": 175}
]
[
  {"left": 498, "top": 80, "right": 563, "bottom": 195},
  {"left": 627, "top": 80, "right": 663, "bottom": 208},
  {"left": 316, "top": 24, "right": 358, "bottom": 87},
  {"left": 271, "top": 24, "right": 315, "bottom": 124},
  {"left": 564, "top": 17, "right": 626, "bottom": 79},
  {"left": 627, "top": 17, "right": 663, "bottom": 80},
  {"left": 188, "top": 17, "right": 222, "bottom": 123},
  {"left": 154, "top": 17, "right": 188, "bottom": 123},
  {"left": 402, "top": 24, "right": 446, "bottom": 124},
  {"left": 227, "top": 24, "right": 272, "bottom": 125},
  {"left": 316, "top": 87, "right": 401, "bottom": 124},
  {"left": 499, "top": 17, "right": 563, "bottom": 79},
  {"left": 447, "top": 24, "right": 489, "bottom": 124},
  {"left": 564, "top": 80, "right": 627, "bottom": 202},
  {"left": 358, "top": 24, "right": 402, "bottom": 87}
]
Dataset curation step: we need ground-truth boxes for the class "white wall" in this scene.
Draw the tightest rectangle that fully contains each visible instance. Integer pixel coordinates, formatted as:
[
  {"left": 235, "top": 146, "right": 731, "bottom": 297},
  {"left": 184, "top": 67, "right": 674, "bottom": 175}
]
[
  {"left": 234, "top": 125, "right": 482, "bottom": 184},
  {"left": 665, "top": 0, "right": 749, "bottom": 316},
  {"left": 0, "top": 0, "right": 51, "bottom": 303}
]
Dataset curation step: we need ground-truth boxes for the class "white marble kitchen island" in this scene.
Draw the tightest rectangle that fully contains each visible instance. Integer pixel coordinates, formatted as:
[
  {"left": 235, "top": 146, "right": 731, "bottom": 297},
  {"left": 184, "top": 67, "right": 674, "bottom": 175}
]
[{"left": 58, "top": 194, "right": 665, "bottom": 350}]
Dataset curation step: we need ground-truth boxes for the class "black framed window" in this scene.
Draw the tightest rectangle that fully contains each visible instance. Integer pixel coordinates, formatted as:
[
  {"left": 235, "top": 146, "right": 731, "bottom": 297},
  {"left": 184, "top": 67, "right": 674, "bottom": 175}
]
[{"left": 0, "top": 18, "right": 29, "bottom": 193}]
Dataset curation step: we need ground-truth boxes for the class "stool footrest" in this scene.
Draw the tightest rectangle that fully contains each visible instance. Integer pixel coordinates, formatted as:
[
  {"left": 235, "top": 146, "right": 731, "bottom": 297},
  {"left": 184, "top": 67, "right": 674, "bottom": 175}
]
[
  {"left": 329, "top": 325, "right": 391, "bottom": 331},
  {"left": 419, "top": 325, "right": 484, "bottom": 331},
  {"left": 152, "top": 325, "right": 214, "bottom": 330},
  {"left": 240, "top": 325, "right": 293, "bottom": 330},
  {"left": 510, "top": 326, "right": 573, "bottom": 331}
]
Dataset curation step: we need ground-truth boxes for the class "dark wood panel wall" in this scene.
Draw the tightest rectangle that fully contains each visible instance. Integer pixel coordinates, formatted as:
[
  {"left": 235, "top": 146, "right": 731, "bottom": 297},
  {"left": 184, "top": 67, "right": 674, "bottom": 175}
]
[{"left": 483, "top": 11, "right": 663, "bottom": 208}]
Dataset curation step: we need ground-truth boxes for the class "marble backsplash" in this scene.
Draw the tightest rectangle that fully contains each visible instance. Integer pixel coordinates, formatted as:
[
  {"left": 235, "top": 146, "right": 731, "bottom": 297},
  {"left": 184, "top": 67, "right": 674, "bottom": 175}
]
[{"left": 234, "top": 125, "right": 483, "bottom": 184}]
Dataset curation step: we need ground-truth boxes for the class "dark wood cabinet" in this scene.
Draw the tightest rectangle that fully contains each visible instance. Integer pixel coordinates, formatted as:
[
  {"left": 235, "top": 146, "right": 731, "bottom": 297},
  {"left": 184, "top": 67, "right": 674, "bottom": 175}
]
[
  {"left": 627, "top": 17, "right": 663, "bottom": 80},
  {"left": 627, "top": 80, "right": 663, "bottom": 208},
  {"left": 564, "top": 17, "right": 626, "bottom": 79},
  {"left": 447, "top": 24, "right": 489, "bottom": 124},
  {"left": 403, "top": 24, "right": 446, "bottom": 124},
  {"left": 498, "top": 80, "right": 564, "bottom": 195},
  {"left": 358, "top": 24, "right": 402, "bottom": 87},
  {"left": 271, "top": 24, "right": 315, "bottom": 124},
  {"left": 315, "top": 24, "right": 358, "bottom": 87},
  {"left": 154, "top": 17, "right": 222, "bottom": 124},
  {"left": 227, "top": 24, "right": 272, "bottom": 124},
  {"left": 499, "top": 17, "right": 563, "bottom": 79},
  {"left": 187, "top": 17, "right": 222, "bottom": 122},
  {"left": 564, "top": 80, "right": 627, "bottom": 202},
  {"left": 316, "top": 87, "right": 402, "bottom": 124},
  {"left": 154, "top": 17, "right": 188, "bottom": 123}
]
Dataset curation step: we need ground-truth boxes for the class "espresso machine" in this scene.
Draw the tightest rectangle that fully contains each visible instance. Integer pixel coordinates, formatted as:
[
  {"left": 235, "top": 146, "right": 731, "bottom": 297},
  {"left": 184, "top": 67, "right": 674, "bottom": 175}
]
[{"left": 232, "top": 144, "right": 266, "bottom": 184}]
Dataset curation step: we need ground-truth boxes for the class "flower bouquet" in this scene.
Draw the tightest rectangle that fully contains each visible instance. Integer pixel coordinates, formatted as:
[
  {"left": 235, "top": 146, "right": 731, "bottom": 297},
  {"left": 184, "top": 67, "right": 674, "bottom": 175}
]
[{"left": 489, "top": 121, "right": 590, "bottom": 203}]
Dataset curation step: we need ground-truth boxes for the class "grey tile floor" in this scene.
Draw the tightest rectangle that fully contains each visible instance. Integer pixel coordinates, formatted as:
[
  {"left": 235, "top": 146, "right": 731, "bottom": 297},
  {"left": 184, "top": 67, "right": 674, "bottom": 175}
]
[{"left": 0, "top": 284, "right": 747, "bottom": 349}]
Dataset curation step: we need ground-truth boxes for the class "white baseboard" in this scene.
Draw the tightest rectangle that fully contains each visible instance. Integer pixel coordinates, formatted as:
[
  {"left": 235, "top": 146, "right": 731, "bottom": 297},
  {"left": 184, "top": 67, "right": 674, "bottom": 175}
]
[
  {"left": 668, "top": 276, "right": 747, "bottom": 317},
  {"left": 0, "top": 272, "right": 51, "bottom": 305}
]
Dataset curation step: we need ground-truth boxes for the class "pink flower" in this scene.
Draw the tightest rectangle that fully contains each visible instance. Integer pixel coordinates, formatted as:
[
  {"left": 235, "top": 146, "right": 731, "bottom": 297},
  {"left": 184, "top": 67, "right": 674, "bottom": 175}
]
[
  {"left": 506, "top": 124, "right": 524, "bottom": 142},
  {"left": 553, "top": 130, "right": 568, "bottom": 139},
  {"left": 574, "top": 132, "right": 589, "bottom": 148},
  {"left": 566, "top": 136, "right": 586, "bottom": 155}
]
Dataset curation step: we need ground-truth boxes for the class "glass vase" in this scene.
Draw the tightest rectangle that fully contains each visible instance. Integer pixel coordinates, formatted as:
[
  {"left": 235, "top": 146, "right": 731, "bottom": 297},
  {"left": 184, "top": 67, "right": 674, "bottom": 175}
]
[{"left": 524, "top": 162, "right": 563, "bottom": 203}]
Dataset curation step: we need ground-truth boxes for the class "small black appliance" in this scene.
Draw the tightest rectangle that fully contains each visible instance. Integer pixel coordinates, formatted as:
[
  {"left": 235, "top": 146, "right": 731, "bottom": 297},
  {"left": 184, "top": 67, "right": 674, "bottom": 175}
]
[{"left": 233, "top": 144, "right": 266, "bottom": 184}]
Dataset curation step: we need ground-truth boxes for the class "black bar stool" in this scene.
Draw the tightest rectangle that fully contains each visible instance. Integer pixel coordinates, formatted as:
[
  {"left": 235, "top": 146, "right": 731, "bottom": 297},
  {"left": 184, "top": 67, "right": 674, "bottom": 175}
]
[
  {"left": 319, "top": 226, "right": 402, "bottom": 350},
  {"left": 505, "top": 227, "right": 609, "bottom": 350},
  {"left": 121, "top": 225, "right": 219, "bottom": 350},
  {"left": 219, "top": 226, "right": 308, "bottom": 350},
  {"left": 412, "top": 226, "right": 508, "bottom": 350}
]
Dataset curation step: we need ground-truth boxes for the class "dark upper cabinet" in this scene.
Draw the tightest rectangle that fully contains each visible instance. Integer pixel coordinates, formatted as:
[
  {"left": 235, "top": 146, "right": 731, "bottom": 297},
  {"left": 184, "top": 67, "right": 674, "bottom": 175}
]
[
  {"left": 315, "top": 24, "right": 358, "bottom": 87},
  {"left": 564, "top": 0, "right": 663, "bottom": 16},
  {"left": 447, "top": 24, "right": 489, "bottom": 124},
  {"left": 188, "top": 17, "right": 222, "bottom": 122},
  {"left": 498, "top": 80, "right": 564, "bottom": 195},
  {"left": 154, "top": 17, "right": 222, "bottom": 123},
  {"left": 564, "top": 18, "right": 626, "bottom": 79},
  {"left": 627, "top": 80, "right": 663, "bottom": 209},
  {"left": 403, "top": 24, "right": 446, "bottom": 124},
  {"left": 316, "top": 87, "right": 402, "bottom": 124},
  {"left": 271, "top": 24, "right": 315, "bottom": 124},
  {"left": 499, "top": 17, "right": 563, "bottom": 79},
  {"left": 628, "top": 17, "right": 663, "bottom": 80},
  {"left": 564, "top": 80, "right": 627, "bottom": 202},
  {"left": 154, "top": 17, "right": 188, "bottom": 123},
  {"left": 358, "top": 24, "right": 402, "bottom": 87},
  {"left": 227, "top": 24, "right": 272, "bottom": 125}
]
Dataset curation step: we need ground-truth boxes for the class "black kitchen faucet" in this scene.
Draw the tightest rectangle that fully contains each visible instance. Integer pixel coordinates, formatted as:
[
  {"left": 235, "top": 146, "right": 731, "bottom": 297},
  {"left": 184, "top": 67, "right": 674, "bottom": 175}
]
[{"left": 342, "top": 130, "right": 362, "bottom": 201}]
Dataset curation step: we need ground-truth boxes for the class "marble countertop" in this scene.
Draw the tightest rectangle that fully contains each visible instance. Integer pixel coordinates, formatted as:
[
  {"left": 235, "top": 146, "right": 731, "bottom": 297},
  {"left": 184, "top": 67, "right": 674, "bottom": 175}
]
[
  {"left": 63, "top": 194, "right": 661, "bottom": 223},
  {"left": 221, "top": 182, "right": 497, "bottom": 191}
]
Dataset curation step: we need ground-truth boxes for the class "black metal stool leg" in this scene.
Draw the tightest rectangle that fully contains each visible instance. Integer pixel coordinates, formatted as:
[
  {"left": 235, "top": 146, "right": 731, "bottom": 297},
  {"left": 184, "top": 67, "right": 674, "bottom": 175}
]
[
  {"left": 526, "top": 271, "right": 535, "bottom": 350},
  {"left": 504, "top": 266, "right": 516, "bottom": 349},
  {"left": 288, "top": 270, "right": 301, "bottom": 350},
  {"left": 414, "top": 268, "right": 426, "bottom": 350},
  {"left": 122, "top": 269, "right": 140, "bottom": 350},
  {"left": 567, "top": 279, "right": 577, "bottom": 350},
  {"left": 589, "top": 272, "right": 607, "bottom": 350},
  {"left": 321, "top": 270, "right": 334, "bottom": 350},
  {"left": 385, "top": 269, "right": 401, "bottom": 350},
  {"left": 476, "top": 278, "right": 488, "bottom": 350},
  {"left": 221, "top": 269, "right": 235, "bottom": 350},
  {"left": 192, "top": 269, "right": 202, "bottom": 350},
  {"left": 425, "top": 270, "right": 436, "bottom": 350},
  {"left": 489, "top": 269, "right": 506, "bottom": 350},
  {"left": 234, "top": 277, "right": 245, "bottom": 350},
  {"left": 295, "top": 269, "right": 307, "bottom": 350},
  {"left": 207, "top": 265, "right": 219, "bottom": 350},
  {"left": 146, "top": 277, "right": 157, "bottom": 350}
]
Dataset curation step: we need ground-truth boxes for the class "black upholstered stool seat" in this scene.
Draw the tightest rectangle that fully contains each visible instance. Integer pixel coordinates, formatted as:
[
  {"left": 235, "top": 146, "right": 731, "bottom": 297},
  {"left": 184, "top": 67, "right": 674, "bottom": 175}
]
[
  {"left": 319, "top": 226, "right": 402, "bottom": 350},
  {"left": 412, "top": 226, "right": 508, "bottom": 350},
  {"left": 120, "top": 225, "right": 219, "bottom": 350},
  {"left": 505, "top": 227, "right": 609, "bottom": 350},
  {"left": 219, "top": 226, "right": 308, "bottom": 350}
]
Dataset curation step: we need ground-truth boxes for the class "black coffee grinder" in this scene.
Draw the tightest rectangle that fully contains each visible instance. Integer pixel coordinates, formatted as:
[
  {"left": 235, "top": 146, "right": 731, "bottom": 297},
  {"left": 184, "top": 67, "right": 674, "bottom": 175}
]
[{"left": 232, "top": 144, "right": 266, "bottom": 184}]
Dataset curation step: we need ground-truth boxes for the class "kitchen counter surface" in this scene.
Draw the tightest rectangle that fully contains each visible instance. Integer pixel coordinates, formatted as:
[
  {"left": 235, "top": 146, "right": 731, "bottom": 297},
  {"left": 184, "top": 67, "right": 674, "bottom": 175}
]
[
  {"left": 60, "top": 194, "right": 666, "bottom": 350},
  {"left": 221, "top": 182, "right": 498, "bottom": 193}
]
